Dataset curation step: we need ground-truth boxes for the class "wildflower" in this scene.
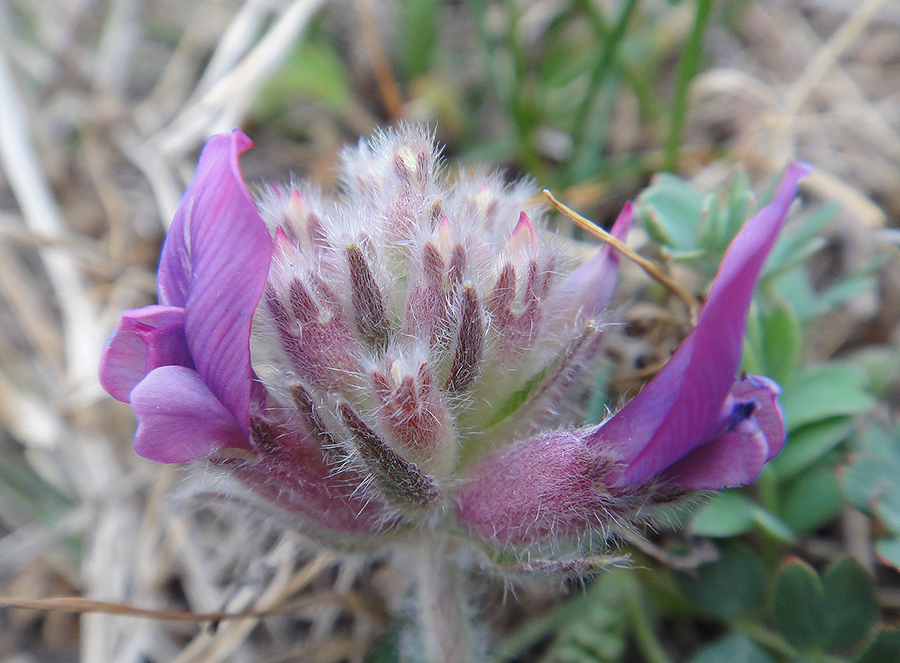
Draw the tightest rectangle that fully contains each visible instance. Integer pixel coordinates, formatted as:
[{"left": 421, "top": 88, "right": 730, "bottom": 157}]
[{"left": 99, "top": 126, "right": 808, "bottom": 555}]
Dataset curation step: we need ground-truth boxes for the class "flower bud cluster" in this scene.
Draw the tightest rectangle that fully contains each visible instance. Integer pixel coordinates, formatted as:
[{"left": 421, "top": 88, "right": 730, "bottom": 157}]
[{"left": 99, "top": 125, "right": 808, "bottom": 558}]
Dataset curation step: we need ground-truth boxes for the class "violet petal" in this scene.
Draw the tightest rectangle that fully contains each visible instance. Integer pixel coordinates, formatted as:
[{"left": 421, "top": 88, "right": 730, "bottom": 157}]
[
  {"left": 589, "top": 162, "right": 810, "bottom": 487},
  {"left": 659, "top": 374, "right": 783, "bottom": 488},
  {"left": 158, "top": 130, "right": 273, "bottom": 435},
  {"left": 99, "top": 305, "right": 193, "bottom": 402},
  {"left": 658, "top": 425, "right": 770, "bottom": 490},
  {"left": 131, "top": 365, "right": 250, "bottom": 463},
  {"left": 729, "top": 373, "right": 785, "bottom": 461},
  {"left": 556, "top": 202, "right": 634, "bottom": 319}
]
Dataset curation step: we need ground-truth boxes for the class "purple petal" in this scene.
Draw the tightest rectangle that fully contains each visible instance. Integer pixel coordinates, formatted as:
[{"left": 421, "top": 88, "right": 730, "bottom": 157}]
[
  {"left": 659, "top": 375, "right": 783, "bottom": 488},
  {"left": 729, "top": 373, "right": 785, "bottom": 460},
  {"left": 99, "top": 305, "right": 193, "bottom": 402},
  {"left": 589, "top": 162, "right": 810, "bottom": 486},
  {"left": 659, "top": 425, "right": 770, "bottom": 490},
  {"left": 131, "top": 365, "right": 250, "bottom": 463},
  {"left": 158, "top": 130, "right": 273, "bottom": 435},
  {"left": 556, "top": 202, "right": 634, "bottom": 319}
]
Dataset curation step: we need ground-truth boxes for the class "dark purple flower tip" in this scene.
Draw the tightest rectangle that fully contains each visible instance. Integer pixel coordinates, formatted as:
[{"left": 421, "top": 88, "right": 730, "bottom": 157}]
[
  {"left": 658, "top": 374, "right": 785, "bottom": 489},
  {"left": 99, "top": 305, "right": 193, "bottom": 402},
  {"left": 131, "top": 365, "right": 251, "bottom": 463},
  {"left": 157, "top": 129, "right": 273, "bottom": 436},
  {"left": 590, "top": 162, "right": 810, "bottom": 488}
]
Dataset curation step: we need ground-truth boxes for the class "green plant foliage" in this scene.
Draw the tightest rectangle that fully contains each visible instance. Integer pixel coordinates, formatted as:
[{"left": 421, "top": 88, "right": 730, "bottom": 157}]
[
  {"left": 367, "top": 628, "right": 401, "bottom": 663},
  {"left": 396, "top": 0, "right": 441, "bottom": 79},
  {"left": 762, "top": 201, "right": 838, "bottom": 280},
  {"left": 539, "top": 571, "right": 631, "bottom": 663},
  {"left": 634, "top": 171, "right": 707, "bottom": 257},
  {"left": 778, "top": 363, "right": 876, "bottom": 432},
  {"left": 778, "top": 465, "right": 844, "bottom": 533},
  {"left": 821, "top": 558, "right": 879, "bottom": 650},
  {"left": 771, "top": 557, "right": 878, "bottom": 654},
  {"left": 856, "top": 629, "right": 900, "bottom": 663},
  {"left": 756, "top": 305, "right": 803, "bottom": 386},
  {"left": 676, "top": 542, "right": 766, "bottom": 620},
  {"left": 689, "top": 633, "right": 775, "bottom": 663},
  {"left": 842, "top": 421, "right": 900, "bottom": 571},
  {"left": 767, "top": 418, "right": 854, "bottom": 481},
  {"left": 772, "top": 559, "right": 830, "bottom": 652},
  {"left": 690, "top": 490, "right": 795, "bottom": 542},
  {"left": 253, "top": 35, "right": 356, "bottom": 122}
]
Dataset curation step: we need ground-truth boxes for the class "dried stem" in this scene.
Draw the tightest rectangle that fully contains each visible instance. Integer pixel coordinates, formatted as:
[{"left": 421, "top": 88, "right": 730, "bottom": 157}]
[{"left": 543, "top": 189, "right": 700, "bottom": 324}]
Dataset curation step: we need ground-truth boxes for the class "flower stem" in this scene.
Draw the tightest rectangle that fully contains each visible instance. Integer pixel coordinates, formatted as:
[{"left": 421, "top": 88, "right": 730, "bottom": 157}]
[{"left": 409, "top": 535, "right": 477, "bottom": 663}]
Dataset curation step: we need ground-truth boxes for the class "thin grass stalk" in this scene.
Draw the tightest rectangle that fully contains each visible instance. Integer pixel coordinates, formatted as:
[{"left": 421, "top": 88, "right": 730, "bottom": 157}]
[
  {"left": 567, "top": 0, "right": 640, "bottom": 180},
  {"left": 663, "top": 0, "right": 713, "bottom": 173}
]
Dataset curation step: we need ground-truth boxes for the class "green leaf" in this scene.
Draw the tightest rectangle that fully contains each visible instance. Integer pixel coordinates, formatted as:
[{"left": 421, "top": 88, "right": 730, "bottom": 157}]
[
  {"left": 843, "top": 457, "right": 896, "bottom": 512},
  {"left": 875, "top": 483, "right": 900, "bottom": 532},
  {"left": 779, "top": 467, "right": 844, "bottom": 533},
  {"left": 779, "top": 363, "right": 875, "bottom": 431},
  {"left": 759, "top": 305, "right": 802, "bottom": 386},
  {"left": 690, "top": 633, "right": 775, "bottom": 663},
  {"left": 635, "top": 173, "right": 704, "bottom": 252},
  {"left": 482, "top": 370, "right": 547, "bottom": 429},
  {"left": 845, "top": 346, "right": 900, "bottom": 399},
  {"left": 676, "top": 543, "right": 766, "bottom": 620},
  {"left": 751, "top": 507, "right": 798, "bottom": 544},
  {"left": 764, "top": 201, "right": 839, "bottom": 278},
  {"left": 723, "top": 166, "right": 754, "bottom": 246},
  {"left": 822, "top": 558, "right": 879, "bottom": 649},
  {"left": 768, "top": 418, "right": 854, "bottom": 482},
  {"left": 855, "top": 629, "right": 900, "bottom": 663},
  {"left": 396, "top": 0, "right": 440, "bottom": 79},
  {"left": 817, "top": 272, "right": 879, "bottom": 312},
  {"left": 772, "top": 559, "right": 828, "bottom": 652},
  {"left": 874, "top": 536, "right": 900, "bottom": 571},
  {"left": 254, "top": 40, "right": 354, "bottom": 116},
  {"left": 368, "top": 628, "right": 401, "bottom": 663},
  {"left": 690, "top": 492, "right": 796, "bottom": 543},
  {"left": 841, "top": 423, "right": 900, "bottom": 515},
  {"left": 540, "top": 571, "right": 631, "bottom": 663},
  {"left": 690, "top": 492, "right": 756, "bottom": 537}
]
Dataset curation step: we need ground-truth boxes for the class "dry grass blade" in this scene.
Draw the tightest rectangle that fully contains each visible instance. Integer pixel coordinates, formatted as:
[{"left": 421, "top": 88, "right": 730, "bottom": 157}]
[
  {"left": 0, "top": 591, "right": 361, "bottom": 623},
  {"left": 153, "top": 0, "right": 327, "bottom": 156},
  {"left": 0, "top": 41, "right": 102, "bottom": 387}
]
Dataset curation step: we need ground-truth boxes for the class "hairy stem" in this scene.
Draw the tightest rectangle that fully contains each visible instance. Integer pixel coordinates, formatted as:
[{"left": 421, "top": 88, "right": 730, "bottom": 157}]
[{"left": 408, "top": 535, "right": 477, "bottom": 663}]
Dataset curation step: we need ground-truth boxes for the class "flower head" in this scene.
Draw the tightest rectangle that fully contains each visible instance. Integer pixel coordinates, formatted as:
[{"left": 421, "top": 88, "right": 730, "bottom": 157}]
[{"left": 100, "top": 126, "right": 808, "bottom": 555}]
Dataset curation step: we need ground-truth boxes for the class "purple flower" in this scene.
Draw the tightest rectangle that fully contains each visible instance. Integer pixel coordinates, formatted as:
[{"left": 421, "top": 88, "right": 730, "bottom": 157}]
[
  {"left": 99, "top": 126, "right": 808, "bottom": 552},
  {"left": 99, "top": 131, "right": 386, "bottom": 537},
  {"left": 100, "top": 130, "right": 270, "bottom": 461},
  {"left": 453, "top": 162, "right": 809, "bottom": 547}
]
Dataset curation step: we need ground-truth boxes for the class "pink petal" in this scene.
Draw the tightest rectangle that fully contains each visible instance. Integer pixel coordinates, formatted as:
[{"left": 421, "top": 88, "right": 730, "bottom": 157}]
[
  {"left": 555, "top": 202, "right": 634, "bottom": 319},
  {"left": 589, "top": 162, "right": 810, "bottom": 486},
  {"left": 99, "top": 305, "right": 192, "bottom": 402},
  {"left": 157, "top": 130, "right": 273, "bottom": 435},
  {"left": 131, "top": 365, "right": 250, "bottom": 463}
]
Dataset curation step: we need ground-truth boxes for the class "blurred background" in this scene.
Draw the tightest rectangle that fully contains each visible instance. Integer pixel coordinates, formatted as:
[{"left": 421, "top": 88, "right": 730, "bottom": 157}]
[{"left": 1, "top": 0, "right": 899, "bottom": 661}]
